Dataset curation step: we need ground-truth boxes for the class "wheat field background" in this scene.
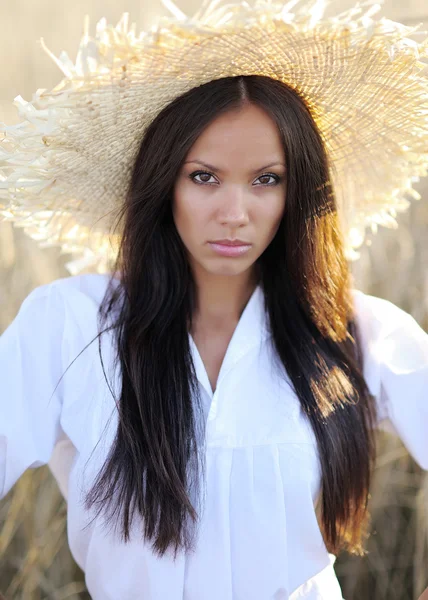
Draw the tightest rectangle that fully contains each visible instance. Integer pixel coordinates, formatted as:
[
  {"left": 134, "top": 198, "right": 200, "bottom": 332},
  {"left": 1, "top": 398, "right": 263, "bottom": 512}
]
[{"left": 0, "top": 0, "right": 427, "bottom": 598}]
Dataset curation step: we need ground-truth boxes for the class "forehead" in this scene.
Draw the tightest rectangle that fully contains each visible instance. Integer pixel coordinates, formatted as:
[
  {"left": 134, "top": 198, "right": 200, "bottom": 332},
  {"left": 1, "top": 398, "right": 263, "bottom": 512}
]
[{"left": 187, "top": 104, "right": 284, "bottom": 164}]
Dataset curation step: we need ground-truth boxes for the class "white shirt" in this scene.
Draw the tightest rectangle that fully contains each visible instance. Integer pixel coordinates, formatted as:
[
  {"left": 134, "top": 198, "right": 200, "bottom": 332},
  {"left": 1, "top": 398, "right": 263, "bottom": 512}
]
[{"left": 1, "top": 273, "right": 427, "bottom": 599}]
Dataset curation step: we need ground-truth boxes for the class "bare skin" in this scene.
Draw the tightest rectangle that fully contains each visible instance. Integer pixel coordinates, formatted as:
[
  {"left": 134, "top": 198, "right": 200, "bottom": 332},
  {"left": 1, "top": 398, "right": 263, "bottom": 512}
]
[
  {"left": 173, "top": 103, "right": 287, "bottom": 391},
  {"left": 419, "top": 587, "right": 428, "bottom": 600},
  {"left": 191, "top": 329, "right": 234, "bottom": 394}
]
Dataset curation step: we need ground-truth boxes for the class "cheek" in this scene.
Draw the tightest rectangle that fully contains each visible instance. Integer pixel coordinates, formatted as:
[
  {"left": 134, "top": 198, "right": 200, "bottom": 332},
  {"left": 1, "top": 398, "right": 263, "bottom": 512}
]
[
  {"left": 256, "top": 197, "right": 285, "bottom": 236},
  {"left": 173, "top": 189, "right": 209, "bottom": 241}
]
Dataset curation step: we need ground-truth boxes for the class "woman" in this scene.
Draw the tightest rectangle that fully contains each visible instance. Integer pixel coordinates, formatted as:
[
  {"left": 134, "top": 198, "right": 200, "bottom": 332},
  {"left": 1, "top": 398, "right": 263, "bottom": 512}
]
[
  {"left": 2, "top": 72, "right": 428, "bottom": 599},
  {"left": 1, "top": 2, "right": 427, "bottom": 599}
]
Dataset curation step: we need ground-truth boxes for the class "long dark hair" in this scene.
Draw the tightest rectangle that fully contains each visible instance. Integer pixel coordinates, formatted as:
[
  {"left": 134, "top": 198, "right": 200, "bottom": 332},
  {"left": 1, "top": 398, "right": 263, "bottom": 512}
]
[{"left": 84, "top": 75, "right": 377, "bottom": 558}]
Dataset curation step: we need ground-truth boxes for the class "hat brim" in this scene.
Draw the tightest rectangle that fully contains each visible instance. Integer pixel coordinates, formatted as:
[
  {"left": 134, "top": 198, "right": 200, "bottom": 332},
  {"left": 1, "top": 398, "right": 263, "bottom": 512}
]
[{"left": 0, "top": 0, "right": 427, "bottom": 274}]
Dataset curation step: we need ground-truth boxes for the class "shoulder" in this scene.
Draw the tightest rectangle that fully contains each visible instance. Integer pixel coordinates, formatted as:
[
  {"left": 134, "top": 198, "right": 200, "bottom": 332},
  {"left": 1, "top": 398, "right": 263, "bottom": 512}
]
[
  {"left": 351, "top": 288, "right": 417, "bottom": 338},
  {"left": 350, "top": 287, "right": 428, "bottom": 390},
  {"left": 9, "top": 273, "right": 120, "bottom": 356},
  {"left": 47, "top": 272, "right": 117, "bottom": 305},
  {"left": 21, "top": 273, "right": 118, "bottom": 321}
]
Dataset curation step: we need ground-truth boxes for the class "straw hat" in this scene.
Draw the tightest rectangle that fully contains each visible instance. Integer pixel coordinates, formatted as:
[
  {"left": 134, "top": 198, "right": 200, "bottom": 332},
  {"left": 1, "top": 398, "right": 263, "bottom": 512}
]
[{"left": 0, "top": 0, "right": 427, "bottom": 275}]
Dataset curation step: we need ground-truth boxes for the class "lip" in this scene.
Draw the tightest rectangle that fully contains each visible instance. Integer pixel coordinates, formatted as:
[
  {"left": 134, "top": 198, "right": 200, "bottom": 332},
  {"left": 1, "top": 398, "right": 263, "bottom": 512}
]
[
  {"left": 210, "top": 238, "right": 250, "bottom": 246},
  {"left": 208, "top": 240, "right": 252, "bottom": 257}
]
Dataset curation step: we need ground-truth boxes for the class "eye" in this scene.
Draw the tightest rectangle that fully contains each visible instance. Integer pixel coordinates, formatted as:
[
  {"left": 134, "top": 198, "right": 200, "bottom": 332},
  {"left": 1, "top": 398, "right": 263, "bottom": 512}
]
[
  {"left": 189, "top": 171, "right": 218, "bottom": 185},
  {"left": 254, "top": 173, "right": 282, "bottom": 186},
  {"left": 188, "top": 170, "right": 283, "bottom": 186}
]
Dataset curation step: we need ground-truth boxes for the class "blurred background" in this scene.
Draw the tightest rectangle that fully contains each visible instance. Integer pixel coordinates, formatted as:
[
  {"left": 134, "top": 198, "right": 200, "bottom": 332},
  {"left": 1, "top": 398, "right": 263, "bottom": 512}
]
[{"left": 0, "top": 0, "right": 427, "bottom": 598}]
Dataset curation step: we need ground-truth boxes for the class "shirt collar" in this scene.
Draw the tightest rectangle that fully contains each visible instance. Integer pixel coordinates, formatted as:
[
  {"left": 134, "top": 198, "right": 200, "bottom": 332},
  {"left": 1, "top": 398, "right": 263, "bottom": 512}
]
[{"left": 188, "top": 284, "right": 270, "bottom": 398}]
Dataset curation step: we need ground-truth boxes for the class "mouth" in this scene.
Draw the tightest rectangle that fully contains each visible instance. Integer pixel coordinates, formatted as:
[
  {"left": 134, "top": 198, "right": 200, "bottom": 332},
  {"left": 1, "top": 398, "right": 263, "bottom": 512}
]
[
  {"left": 209, "top": 239, "right": 250, "bottom": 246},
  {"left": 208, "top": 240, "right": 252, "bottom": 257}
]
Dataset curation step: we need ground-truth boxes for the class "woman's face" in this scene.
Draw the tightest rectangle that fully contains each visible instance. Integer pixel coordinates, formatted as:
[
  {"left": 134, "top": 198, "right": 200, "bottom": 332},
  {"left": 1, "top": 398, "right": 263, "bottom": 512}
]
[{"left": 173, "top": 103, "right": 286, "bottom": 279}]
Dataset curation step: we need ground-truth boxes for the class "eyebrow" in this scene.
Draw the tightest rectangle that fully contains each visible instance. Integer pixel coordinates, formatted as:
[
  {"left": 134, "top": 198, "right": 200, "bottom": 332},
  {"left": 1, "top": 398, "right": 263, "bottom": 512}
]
[{"left": 183, "top": 159, "right": 286, "bottom": 174}]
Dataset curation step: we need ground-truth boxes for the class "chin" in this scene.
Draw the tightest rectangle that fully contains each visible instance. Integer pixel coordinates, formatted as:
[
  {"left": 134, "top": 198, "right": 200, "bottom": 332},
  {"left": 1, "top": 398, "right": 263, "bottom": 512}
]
[{"left": 204, "top": 259, "right": 254, "bottom": 277}]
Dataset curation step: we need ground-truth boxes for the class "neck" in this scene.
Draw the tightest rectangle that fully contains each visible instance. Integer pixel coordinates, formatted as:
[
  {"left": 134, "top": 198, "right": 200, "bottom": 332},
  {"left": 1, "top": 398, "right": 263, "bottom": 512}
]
[{"left": 191, "top": 268, "right": 258, "bottom": 333}]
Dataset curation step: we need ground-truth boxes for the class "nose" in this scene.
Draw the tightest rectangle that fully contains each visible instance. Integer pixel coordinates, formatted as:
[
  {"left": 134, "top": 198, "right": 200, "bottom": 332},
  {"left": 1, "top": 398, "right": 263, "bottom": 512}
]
[{"left": 216, "top": 187, "right": 250, "bottom": 228}]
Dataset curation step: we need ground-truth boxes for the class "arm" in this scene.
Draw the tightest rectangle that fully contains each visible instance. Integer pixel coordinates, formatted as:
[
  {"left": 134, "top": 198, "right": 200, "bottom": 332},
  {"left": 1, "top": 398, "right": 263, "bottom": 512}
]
[
  {"left": 0, "top": 281, "right": 65, "bottom": 499},
  {"left": 353, "top": 289, "right": 428, "bottom": 470}
]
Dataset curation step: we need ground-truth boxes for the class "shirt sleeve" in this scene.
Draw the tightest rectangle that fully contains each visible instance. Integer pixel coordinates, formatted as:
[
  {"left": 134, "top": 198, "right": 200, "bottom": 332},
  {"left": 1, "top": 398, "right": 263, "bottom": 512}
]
[
  {"left": 352, "top": 289, "right": 428, "bottom": 471},
  {"left": 0, "top": 281, "right": 65, "bottom": 499}
]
